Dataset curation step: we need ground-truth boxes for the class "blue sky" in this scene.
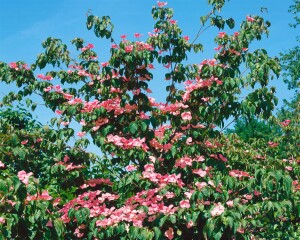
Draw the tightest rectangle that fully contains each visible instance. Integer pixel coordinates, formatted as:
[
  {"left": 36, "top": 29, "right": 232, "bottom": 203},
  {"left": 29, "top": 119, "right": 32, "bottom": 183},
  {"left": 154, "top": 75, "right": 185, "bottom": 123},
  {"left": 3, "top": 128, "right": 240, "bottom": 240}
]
[{"left": 0, "top": 0, "right": 298, "bottom": 126}]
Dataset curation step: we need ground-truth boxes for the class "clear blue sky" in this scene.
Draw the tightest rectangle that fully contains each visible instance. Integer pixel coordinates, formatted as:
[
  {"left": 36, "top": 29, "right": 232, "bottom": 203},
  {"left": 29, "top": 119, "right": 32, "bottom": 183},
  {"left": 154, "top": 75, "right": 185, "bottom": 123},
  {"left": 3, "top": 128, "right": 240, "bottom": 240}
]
[{"left": 0, "top": 0, "right": 298, "bottom": 124}]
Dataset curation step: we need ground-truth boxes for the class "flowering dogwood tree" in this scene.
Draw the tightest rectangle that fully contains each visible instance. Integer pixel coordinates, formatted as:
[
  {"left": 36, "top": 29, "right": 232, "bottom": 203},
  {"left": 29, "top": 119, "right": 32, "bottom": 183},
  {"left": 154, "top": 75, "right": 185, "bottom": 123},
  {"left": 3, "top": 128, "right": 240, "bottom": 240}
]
[{"left": 0, "top": 1, "right": 299, "bottom": 239}]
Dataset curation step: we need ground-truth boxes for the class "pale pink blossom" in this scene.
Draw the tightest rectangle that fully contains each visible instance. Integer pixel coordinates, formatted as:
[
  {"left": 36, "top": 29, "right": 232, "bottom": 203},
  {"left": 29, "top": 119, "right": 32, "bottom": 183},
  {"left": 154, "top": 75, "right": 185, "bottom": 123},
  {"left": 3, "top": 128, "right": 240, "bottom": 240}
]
[
  {"left": 169, "top": 19, "right": 177, "bottom": 25},
  {"left": 210, "top": 203, "right": 225, "bottom": 217},
  {"left": 164, "top": 227, "right": 174, "bottom": 240},
  {"left": 111, "top": 43, "right": 118, "bottom": 49},
  {"left": 218, "top": 32, "right": 226, "bottom": 38},
  {"left": 165, "top": 192, "right": 175, "bottom": 199},
  {"left": 285, "top": 166, "right": 293, "bottom": 171},
  {"left": 183, "top": 36, "right": 190, "bottom": 41},
  {"left": 193, "top": 168, "right": 207, "bottom": 177},
  {"left": 80, "top": 119, "right": 86, "bottom": 126},
  {"left": 181, "top": 111, "right": 192, "bottom": 121},
  {"left": 246, "top": 16, "right": 255, "bottom": 22},
  {"left": 101, "top": 62, "right": 109, "bottom": 67},
  {"left": 0, "top": 217, "right": 5, "bottom": 224},
  {"left": 180, "top": 199, "right": 190, "bottom": 208},
  {"left": 226, "top": 200, "right": 234, "bottom": 207},
  {"left": 195, "top": 182, "right": 207, "bottom": 189},
  {"left": 21, "top": 139, "right": 28, "bottom": 145},
  {"left": 0, "top": 161, "right": 5, "bottom": 168},
  {"left": 281, "top": 119, "right": 291, "bottom": 127},
  {"left": 18, "top": 170, "right": 33, "bottom": 185},
  {"left": 77, "top": 132, "right": 86, "bottom": 138},
  {"left": 44, "top": 86, "right": 52, "bottom": 92},
  {"left": 187, "top": 221, "right": 194, "bottom": 228},
  {"left": 61, "top": 121, "right": 70, "bottom": 126},
  {"left": 157, "top": 1, "right": 168, "bottom": 7},
  {"left": 55, "top": 110, "right": 63, "bottom": 115},
  {"left": 125, "top": 45, "right": 134, "bottom": 53},
  {"left": 134, "top": 33, "right": 143, "bottom": 38},
  {"left": 126, "top": 165, "right": 137, "bottom": 171}
]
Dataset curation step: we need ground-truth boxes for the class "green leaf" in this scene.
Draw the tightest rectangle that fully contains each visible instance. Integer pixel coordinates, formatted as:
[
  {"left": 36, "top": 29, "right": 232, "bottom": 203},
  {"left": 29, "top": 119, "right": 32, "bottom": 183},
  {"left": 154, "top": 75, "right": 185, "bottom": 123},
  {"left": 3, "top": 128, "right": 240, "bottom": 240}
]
[
  {"left": 129, "top": 122, "right": 138, "bottom": 134},
  {"left": 54, "top": 219, "right": 65, "bottom": 237}
]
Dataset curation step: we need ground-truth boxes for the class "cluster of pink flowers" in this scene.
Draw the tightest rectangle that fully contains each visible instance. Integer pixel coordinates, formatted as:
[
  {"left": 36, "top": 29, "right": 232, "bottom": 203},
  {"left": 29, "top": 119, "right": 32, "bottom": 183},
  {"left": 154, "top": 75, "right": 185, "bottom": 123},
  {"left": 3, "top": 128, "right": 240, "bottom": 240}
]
[
  {"left": 159, "top": 102, "right": 189, "bottom": 115},
  {"left": 142, "top": 164, "right": 184, "bottom": 187},
  {"left": 174, "top": 155, "right": 205, "bottom": 168},
  {"left": 229, "top": 170, "right": 250, "bottom": 178},
  {"left": 107, "top": 134, "right": 149, "bottom": 151},
  {"left": 81, "top": 43, "right": 95, "bottom": 52},
  {"left": 126, "top": 188, "right": 178, "bottom": 217},
  {"left": 149, "top": 138, "right": 173, "bottom": 152},
  {"left": 80, "top": 178, "right": 113, "bottom": 189},
  {"left": 60, "top": 190, "right": 119, "bottom": 223},
  {"left": 26, "top": 190, "right": 52, "bottom": 202},
  {"left": 37, "top": 74, "right": 53, "bottom": 81},
  {"left": 9, "top": 62, "right": 30, "bottom": 70}
]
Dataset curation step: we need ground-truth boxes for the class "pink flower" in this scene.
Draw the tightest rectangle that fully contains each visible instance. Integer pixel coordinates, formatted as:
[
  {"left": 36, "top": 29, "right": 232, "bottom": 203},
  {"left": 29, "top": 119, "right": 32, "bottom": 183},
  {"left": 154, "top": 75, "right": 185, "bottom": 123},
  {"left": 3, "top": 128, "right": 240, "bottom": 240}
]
[
  {"left": 77, "top": 132, "right": 86, "bottom": 138},
  {"left": 229, "top": 170, "right": 250, "bottom": 178},
  {"left": 180, "top": 199, "right": 190, "bottom": 208},
  {"left": 149, "top": 156, "right": 156, "bottom": 163},
  {"left": 268, "top": 141, "right": 279, "bottom": 148},
  {"left": 80, "top": 119, "right": 86, "bottom": 126},
  {"left": 44, "top": 86, "right": 52, "bottom": 92},
  {"left": 46, "top": 221, "right": 53, "bottom": 227},
  {"left": 186, "top": 137, "right": 192, "bottom": 145},
  {"left": 101, "top": 62, "right": 109, "bottom": 67},
  {"left": 165, "top": 191, "right": 175, "bottom": 199},
  {"left": 144, "top": 164, "right": 155, "bottom": 172},
  {"left": 157, "top": 1, "right": 168, "bottom": 7},
  {"left": 9, "top": 62, "right": 19, "bottom": 70},
  {"left": 61, "top": 121, "right": 69, "bottom": 126},
  {"left": 210, "top": 203, "right": 225, "bottom": 217},
  {"left": 181, "top": 111, "right": 192, "bottom": 121},
  {"left": 285, "top": 166, "right": 293, "bottom": 171},
  {"left": 246, "top": 16, "right": 255, "bottom": 22},
  {"left": 226, "top": 200, "right": 234, "bottom": 207},
  {"left": 281, "top": 119, "right": 291, "bottom": 127},
  {"left": 125, "top": 45, "right": 134, "bottom": 53},
  {"left": 186, "top": 221, "right": 194, "bottom": 228},
  {"left": 126, "top": 165, "right": 137, "bottom": 171},
  {"left": 120, "top": 34, "right": 127, "bottom": 39},
  {"left": 195, "top": 182, "right": 207, "bottom": 189},
  {"left": 111, "top": 43, "right": 118, "bottom": 49},
  {"left": 18, "top": 170, "right": 33, "bottom": 185},
  {"left": 164, "top": 227, "right": 174, "bottom": 240},
  {"left": 163, "top": 62, "right": 171, "bottom": 68},
  {"left": 55, "top": 110, "right": 63, "bottom": 115},
  {"left": 21, "top": 140, "right": 28, "bottom": 145},
  {"left": 39, "top": 190, "right": 53, "bottom": 200},
  {"left": 134, "top": 33, "right": 142, "bottom": 38},
  {"left": 0, "top": 217, "right": 5, "bottom": 224},
  {"left": 218, "top": 32, "right": 226, "bottom": 38},
  {"left": 193, "top": 168, "right": 207, "bottom": 177},
  {"left": 169, "top": 19, "right": 177, "bottom": 25},
  {"left": 148, "top": 63, "right": 155, "bottom": 69},
  {"left": 0, "top": 161, "right": 5, "bottom": 168},
  {"left": 183, "top": 36, "right": 190, "bottom": 41}
]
